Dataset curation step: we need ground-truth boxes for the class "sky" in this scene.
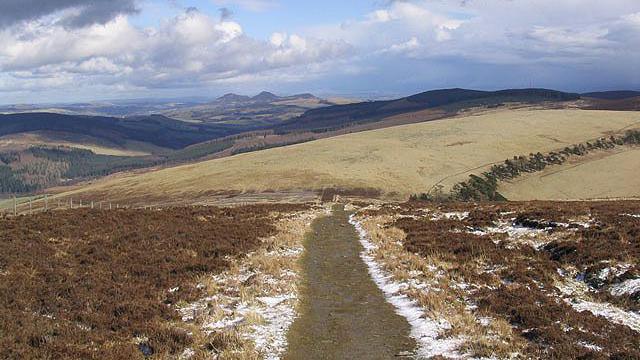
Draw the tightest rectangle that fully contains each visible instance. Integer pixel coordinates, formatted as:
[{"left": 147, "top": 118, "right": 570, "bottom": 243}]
[{"left": 0, "top": 0, "right": 639, "bottom": 104}]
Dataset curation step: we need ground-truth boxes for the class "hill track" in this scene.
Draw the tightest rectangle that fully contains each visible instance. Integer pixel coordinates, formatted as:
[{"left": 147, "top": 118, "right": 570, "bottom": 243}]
[{"left": 284, "top": 205, "right": 416, "bottom": 359}]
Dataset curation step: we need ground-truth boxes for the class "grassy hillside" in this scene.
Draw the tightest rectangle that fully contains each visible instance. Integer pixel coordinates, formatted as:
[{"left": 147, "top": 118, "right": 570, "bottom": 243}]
[
  {"left": 500, "top": 148, "right": 640, "bottom": 200},
  {"left": 57, "top": 109, "right": 640, "bottom": 204},
  {"left": 274, "top": 88, "right": 580, "bottom": 133}
]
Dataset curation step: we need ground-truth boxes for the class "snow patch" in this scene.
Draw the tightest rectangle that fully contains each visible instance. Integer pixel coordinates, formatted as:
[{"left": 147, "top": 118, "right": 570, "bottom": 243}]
[
  {"left": 246, "top": 296, "right": 298, "bottom": 360},
  {"left": 610, "top": 278, "right": 640, "bottom": 297},
  {"left": 598, "top": 263, "right": 632, "bottom": 281},
  {"left": 349, "top": 215, "right": 463, "bottom": 359},
  {"left": 568, "top": 298, "right": 640, "bottom": 333},
  {"left": 176, "top": 209, "right": 320, "bottom": 360},
  {"left": 431, "top": 211, "right": 469, "bottom": 221},
  {"left": 578, "top": 341, "right": 603, "bottom": 352},
  {"left": 558, "top": 278, "right": 640, "bottom": 333}
]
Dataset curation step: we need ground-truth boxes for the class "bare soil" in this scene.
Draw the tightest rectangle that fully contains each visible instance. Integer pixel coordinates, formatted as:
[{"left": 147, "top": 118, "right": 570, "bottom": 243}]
[{"left": 284, "top": 205, "right": 416, "bottom": 359}]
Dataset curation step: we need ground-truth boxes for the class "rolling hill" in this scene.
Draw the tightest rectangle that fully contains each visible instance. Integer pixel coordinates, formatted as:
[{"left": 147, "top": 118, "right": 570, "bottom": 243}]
[
  {"left": 582, "top": 90, "right": 640, "bottom": 100},
  {"left": 0, "top": 112, "right": 249, "bottom": 150},
  {"left": 274, "top": 88, "right": 581, "bottom": 133},
  {"left": 500, "top": 147, "right": 640, "bottom": 200},
  {"left": 55, "top": 108, "right": 640, "bottom": 204},
  {"left": 0, "top": 112, "right": 254, "bottom": 193},
  {"left": 1, "top": 88, "right": 636, "bottom": 196}
]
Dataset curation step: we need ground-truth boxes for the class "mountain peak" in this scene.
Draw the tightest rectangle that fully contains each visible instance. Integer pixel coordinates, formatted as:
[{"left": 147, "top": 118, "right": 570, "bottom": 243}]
[
  {"left": 216, "top": 93, "right": 251, "bottom": 103},
  {"left": 252, "top": 91, "right": 280, "bottom": 102}
]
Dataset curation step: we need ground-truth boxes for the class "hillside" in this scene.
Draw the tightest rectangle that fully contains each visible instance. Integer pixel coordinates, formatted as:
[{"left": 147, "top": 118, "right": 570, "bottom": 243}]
[
  {"left": 274, "top": 88, "right": 580, "bottom": 133},
  {"left": 582, "top": 91, "right": 640, "bottom": 99},
  {"left": 500, "top": 148, "right": 640, "bottom": 200},
  {"left": 0, "top": 131, "right": 158, "bottom": 157},
  {"left": 0, "top": 112, "right": 250, "bottom": 149},
  {"left": 0, "top": 112, "right": 254, "bottom": 192},
  {"left": 56, "top": 108, "right": 640, "bottom": 204}
]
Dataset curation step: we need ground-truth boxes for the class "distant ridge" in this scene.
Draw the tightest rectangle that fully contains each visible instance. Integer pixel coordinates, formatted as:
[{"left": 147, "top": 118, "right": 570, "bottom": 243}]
[
  {"left": 212, "top": 91, "right": 322, "bottom": 105},
  {"left": 275, "top": 88, "right": 581, "bottom": 133},
  {"left": 214, "top": 93, "right": 252, "bottom": 103},
  {"left": 582, "top": 91, "right": 640, "bottom": 100},
  {"left": 0, "top": 113, "right": 247, "bottom": 149}
]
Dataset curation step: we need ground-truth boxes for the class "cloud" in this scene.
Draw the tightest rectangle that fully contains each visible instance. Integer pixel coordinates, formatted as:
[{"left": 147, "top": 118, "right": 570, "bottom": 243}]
[
  {"left": 219, "top": 7, "right": 234, "bottom": 20},
  {"left": 211, "top": 0, "right": 278, "bottom": 12},
  {"left": 1, "top": 0, "right": 639, "bottom": 103},
  {"left": 0, "top": 0, "right": 138, "bottom": 28},
  {"left": 0, "top": 8, "right": 351, "bottom": 94}
]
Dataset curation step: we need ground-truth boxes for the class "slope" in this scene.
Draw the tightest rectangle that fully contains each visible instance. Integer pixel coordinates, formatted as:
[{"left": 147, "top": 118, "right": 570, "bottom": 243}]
[
  {"left": 0, "top": 112, "right": 248, "bottom": 150},
  {"left": 500, "top": 148, "right": 640, "bottom": 200},
  {"left": 274, "top": 88, "right": 580, "bottom": 133},
  {"left": 56, "top": 108, "right": 640, "bottom": 204}
]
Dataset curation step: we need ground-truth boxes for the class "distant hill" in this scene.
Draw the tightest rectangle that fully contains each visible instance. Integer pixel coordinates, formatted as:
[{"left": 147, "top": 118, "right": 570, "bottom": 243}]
[
  {"left": 0, "top": 98, "right": 206, "bottom": 117},
  {"left": 274, "top": 88, "right": 580, "bottom": 133},
  {"left": 212, "top": 91, "right": 323, "bottom": 105},
  {"left": 582, "top": 91, "right": 640, "bottom": 100},
  {"left": 0, "top": 113, "right": 248, "bottom": 150},
  {"left": 0, "top": 112, "right": 250, "bottom": 193},
  {"left": 252, "top": 91, "right": 280, "bottom": 102},
  {"left": 213, "top": 93, "right": 252, "bottom": 104},
  {"left": 164, "top": 92, "right": 329, "bottom": 125}
]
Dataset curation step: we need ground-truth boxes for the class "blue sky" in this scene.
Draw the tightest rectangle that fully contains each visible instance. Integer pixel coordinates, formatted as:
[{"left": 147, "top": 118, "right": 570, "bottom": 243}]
[{"left": 0, "top": 0, "right": 639, "bottom": 104}]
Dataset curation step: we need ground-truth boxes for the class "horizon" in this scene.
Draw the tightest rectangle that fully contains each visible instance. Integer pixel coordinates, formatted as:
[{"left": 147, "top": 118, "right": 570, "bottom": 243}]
[
  {"left": 2, "top": 86, "right": 640, "bottom": 107},
  {"left": 1, "top": 0, "right": 639, "bottom": 104}
]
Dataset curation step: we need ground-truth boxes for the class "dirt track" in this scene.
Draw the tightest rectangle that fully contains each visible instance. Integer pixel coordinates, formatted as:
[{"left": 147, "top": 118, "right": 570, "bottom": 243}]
[{"left": 284, "top": 205, "right": 416, "bottom": 359}]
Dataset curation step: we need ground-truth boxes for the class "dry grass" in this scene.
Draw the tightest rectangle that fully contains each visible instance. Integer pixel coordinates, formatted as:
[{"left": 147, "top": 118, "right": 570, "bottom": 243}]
[
  {"left": 501, "top": 147, "right": 640, "bottom": 200},
  {"left": 361, "top": 201, "right": 640, "bottom": 358},
  {"left": 356, "top": 213, "right": 524, "bottom": 359},
  {"left": 55, "top": 109, "right": 640, "bottom": 203},
  {"left": 179, "top": 206, "right": 324, "bottom": 359},
  {"left": 0, "top": 204, "right": 309, "bottom": 359}
]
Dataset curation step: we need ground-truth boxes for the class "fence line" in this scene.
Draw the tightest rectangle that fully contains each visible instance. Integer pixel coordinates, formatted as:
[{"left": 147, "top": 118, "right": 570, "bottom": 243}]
[{"left": 0, "top": 194, "right": 161, "bottom": 217}]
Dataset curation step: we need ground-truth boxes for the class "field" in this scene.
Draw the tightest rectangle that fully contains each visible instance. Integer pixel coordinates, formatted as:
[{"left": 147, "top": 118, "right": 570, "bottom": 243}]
[
  {"left": 350, "top": 200, "right": 640, "bottom": 358},
  {"left": 56, "top": 109, "right": 640, "bottom": 204},
  {"left": 500, "top": 147, "right": 640, "bottom": 200},
  {"left": 0, "top": 204, "right": 313, "bottom": 359}
]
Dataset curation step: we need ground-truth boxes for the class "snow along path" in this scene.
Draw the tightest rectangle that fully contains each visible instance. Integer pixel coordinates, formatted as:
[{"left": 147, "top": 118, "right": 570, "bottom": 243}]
[
  {"left": 349, "top": 214, "right": 463, "bottom": 359},
  {"left": 178, "top": 209, "right": 321, "bottom": 359}
]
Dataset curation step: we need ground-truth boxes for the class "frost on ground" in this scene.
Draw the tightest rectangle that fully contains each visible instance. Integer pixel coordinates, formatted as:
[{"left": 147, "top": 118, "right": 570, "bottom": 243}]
[
  {"left": 349, "top": 214, "right": 464, "bottom": 359},
  {"left": 178, "top": 208, "right": 323, "bottom": 359},
  {"left": 350, "top": 201, "right": 640, "bottom": 358},
  {"left": 557, "top": 277, "right": 640, "bottom": 333},
  {"left": 610, "top": 278, "right": 640, "bottom": 297}
]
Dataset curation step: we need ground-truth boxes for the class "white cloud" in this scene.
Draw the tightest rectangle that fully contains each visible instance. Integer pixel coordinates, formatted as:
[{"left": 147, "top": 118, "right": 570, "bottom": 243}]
[
  {"left": 0, "top": 8, "right": 351, "bottom": 94},
  {"left": 1, "top": 0, "right": 640, "bottom": 103},
  {"left": 211, "top": 0, "right": 278, "bottom": 12}
]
